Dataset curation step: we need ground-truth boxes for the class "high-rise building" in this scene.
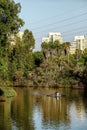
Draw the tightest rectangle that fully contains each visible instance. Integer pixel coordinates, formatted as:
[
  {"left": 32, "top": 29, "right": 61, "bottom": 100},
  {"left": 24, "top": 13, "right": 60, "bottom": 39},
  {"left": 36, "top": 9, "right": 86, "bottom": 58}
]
[
  {"left": 42, "top": 32, "right": 63, "bottom": 43},
  {"left": 74, "top": 35, "right": 85, "bottom": 51},
  {"left": 70, "top": 35, "right": 87, "bottom": 54},
  {"left": 48, "top": 32, "right": 62, "bottom": 43},
  {"left": 70, "top": 42, "right": 77, "bottom": 54},
  {"left": 42, "top": 37, "right": 50, "bottom": 43},
  {"left": 85, "top": 37, "right": 87, "bottom": 49}
]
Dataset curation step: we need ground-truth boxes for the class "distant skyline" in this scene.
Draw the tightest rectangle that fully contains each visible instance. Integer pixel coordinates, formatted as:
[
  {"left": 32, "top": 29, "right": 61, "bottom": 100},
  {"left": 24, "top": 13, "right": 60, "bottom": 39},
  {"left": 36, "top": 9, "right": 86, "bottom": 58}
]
[{"left": 14, "top": 0, "right": 87, "bottom": 50}]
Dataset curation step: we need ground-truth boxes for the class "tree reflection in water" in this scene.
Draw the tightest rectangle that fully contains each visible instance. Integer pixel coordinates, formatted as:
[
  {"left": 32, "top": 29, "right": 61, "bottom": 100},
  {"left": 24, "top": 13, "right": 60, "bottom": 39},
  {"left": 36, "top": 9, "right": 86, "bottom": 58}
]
[{"left": 0, "top": 88, "right": 87, "bottom": 130}]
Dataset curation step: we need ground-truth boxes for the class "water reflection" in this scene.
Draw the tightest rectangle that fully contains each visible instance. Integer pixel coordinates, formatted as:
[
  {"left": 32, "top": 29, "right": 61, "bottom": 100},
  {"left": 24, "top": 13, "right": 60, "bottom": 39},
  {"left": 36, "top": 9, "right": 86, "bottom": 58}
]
[
  {"left": 11, "top": 88, "right": 35, "bottom": 130},
  {"left": 0, "top": 99, "right": 12, "bottom": 130},
  {"left": 32, "top": 92, "right": 71, "bottom": 130},
  {"left": 0, "top": 88, "right": 87, "bottom": 130}
]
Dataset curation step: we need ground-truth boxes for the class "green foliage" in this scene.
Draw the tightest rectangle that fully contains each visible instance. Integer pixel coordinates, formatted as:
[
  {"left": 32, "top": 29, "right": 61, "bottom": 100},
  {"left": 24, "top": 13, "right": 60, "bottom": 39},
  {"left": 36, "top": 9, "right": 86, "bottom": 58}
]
[
  {"left": 0, "top": 89, "right": 4, "bottom": 95},
  {"left": 41, "top": 40, "right": 61, "bottom": 50},
  {"left": 62, "top": 42, "right": 70, "bottom": 55},
  {"left": 8, "top": 32, "right": 36, "bottom": 81},
  {"left": 0, "top": 0, "right": 24, "bottom": 84},
  {"left": 0, "top": 57, "right": 8, "bottom": 80},
  {"left": 33, "top": 51, "right": 44, "bottom": 67},
  {"left": 82, "top": 50, "right": 87, "bottom": 66},
  {"left": 22, "top": 29, "right": 35, "bottom": 51},
  {"left": 54, "top": 40, "right": 61, "bottom": 47},
  {"left": 49, "top": 40, "right": 61, "bottom": 49},
  {"left": 0, "top": 0, "right": 24, "bottom": 46},
  {"left": 49, "top": 42, "right": 55, "bottom": 49},
  {"left": 41, "top": 42, "right": 49, "bottom": 49},
  {"left": 0, "top": 0, "right": 87, "bottom": 88}
]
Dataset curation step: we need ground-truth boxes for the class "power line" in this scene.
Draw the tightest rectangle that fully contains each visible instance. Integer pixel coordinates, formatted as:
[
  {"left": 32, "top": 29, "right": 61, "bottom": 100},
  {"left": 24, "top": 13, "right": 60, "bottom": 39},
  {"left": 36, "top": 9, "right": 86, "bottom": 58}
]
[
  {"left": 30, "top": 11, "right": 87, "bottom": 31},
  {"left": 62, "top": 26, "right": 87, "bottom": 35},
  {"left": 33, "top": 18, "right": 87, "bottom": 35},
  {"left": 29, "top": 5, "right": 87, "bottom": 25},
  {"left": 63, "top": 29, "right": 87, "bottom": 37},
  {"left": 35, "top": 27, "right": 87, "bottom": 42},
  {"left": 24, "top": 6, "right": 87, "bottom": 44}
]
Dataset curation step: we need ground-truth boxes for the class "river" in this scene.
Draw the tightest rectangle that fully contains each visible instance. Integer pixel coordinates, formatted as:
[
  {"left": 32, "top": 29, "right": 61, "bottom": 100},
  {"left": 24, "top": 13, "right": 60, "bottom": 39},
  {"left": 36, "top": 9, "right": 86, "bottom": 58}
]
[{"left": 0, "top": 87, "right": 87, "bottom": 130}]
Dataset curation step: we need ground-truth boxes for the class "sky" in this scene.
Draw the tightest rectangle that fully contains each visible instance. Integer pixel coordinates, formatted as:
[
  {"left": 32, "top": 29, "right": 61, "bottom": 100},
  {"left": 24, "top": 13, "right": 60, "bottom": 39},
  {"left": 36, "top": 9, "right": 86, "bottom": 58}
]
[{"left": 14, "top": 0, "right": 87, "bottom": 51}]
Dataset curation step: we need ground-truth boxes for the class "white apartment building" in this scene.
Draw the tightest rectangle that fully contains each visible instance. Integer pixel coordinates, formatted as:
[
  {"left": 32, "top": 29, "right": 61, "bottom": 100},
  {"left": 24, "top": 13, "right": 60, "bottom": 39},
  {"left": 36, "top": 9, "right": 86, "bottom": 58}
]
[
  {"left": 48, "top": 32, "right": 62, "bottom": 43},
  {"left": 74, "top": 35, "right": 86, "bottom": 51},
  {"left": 70, "top": 42, "right": 77, "bottom": 54},
  {"left": 70, "top": 35, "right": 87, "bottom": 54},
  {"left": 42, "top": 37, "right": 50, "bottom": 43},
  {"left": 42, "top": 32, "right": 63, "bottom": 43},
  {"left": 42, "top": 33, "right": 87, "bottom": 54},
  {"left": 85, "top": 37, "right": 87, "bottom": 48}
]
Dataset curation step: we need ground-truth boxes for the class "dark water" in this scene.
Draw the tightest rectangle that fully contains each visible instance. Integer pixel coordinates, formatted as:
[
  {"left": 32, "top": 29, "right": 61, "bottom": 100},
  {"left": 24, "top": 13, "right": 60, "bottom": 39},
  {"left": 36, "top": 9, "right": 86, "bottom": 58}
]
[{"left": 0, "top": 87, "right": 87, "bottom": 130}]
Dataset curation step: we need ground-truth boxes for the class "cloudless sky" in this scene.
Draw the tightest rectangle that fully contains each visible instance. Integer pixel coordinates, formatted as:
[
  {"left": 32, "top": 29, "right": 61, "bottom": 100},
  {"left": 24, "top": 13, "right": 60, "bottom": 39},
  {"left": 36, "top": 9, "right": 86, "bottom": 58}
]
[{"left": 14, "top": 0, "right": 87, "bottom": 50}]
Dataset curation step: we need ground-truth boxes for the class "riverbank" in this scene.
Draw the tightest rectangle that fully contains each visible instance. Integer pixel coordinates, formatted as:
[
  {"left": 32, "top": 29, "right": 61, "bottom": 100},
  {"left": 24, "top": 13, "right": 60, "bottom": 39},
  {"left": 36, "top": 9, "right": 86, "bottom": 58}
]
[
  {"left": 0, "top": 87, "right": 17, "bottom": 101},
  {"left": 13, "top": 60, "right": 86, "bottom": 89}
]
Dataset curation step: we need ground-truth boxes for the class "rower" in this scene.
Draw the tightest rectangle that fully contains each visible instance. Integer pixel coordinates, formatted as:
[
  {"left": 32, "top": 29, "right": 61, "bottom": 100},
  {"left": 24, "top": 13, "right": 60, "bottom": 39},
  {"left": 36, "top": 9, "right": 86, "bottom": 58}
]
[{"left": 55, "top": 92, "right": 60, "bottom": 97}]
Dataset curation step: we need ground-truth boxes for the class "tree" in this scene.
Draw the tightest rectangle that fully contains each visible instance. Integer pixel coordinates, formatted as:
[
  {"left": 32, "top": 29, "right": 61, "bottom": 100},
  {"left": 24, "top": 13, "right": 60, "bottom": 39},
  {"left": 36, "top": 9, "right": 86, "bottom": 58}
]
[
  {"left": 53, "top": 40, "right": 60, "bottom": 48},
  {"left": 55, "top": 56, "right": 62, "bottom": 71},
  {"left": 41, "top": 42, "right": 49, "bottom": 59},
  {"left": 81, "top": 49, "right": 87, "bottom": 88},
  {"left": 0, "top": 0, "right": 24, "bottom": 82},
  {"left": 22, "top": 29, "right": 35, "bottom": 51},
  {"left": 63, "top": 42, "right": 70, "bottom": 65},
  {"left": 82, "top": 48, "right": 87, "bottom": 66},
  {"left": 41, "top": 42, "right": 49, "bottom": 49},
  {"left": 41, "top": 40, "right": 62, "bottom": 59},
  {"left": 75, "top": 49, "right": 82, "bottom": 65},
  {"left": 33, "top": 51, "right": 44, "bottom": 67},
  {"left": 0, "top": 0, "right": 24, "bottom": 46}
]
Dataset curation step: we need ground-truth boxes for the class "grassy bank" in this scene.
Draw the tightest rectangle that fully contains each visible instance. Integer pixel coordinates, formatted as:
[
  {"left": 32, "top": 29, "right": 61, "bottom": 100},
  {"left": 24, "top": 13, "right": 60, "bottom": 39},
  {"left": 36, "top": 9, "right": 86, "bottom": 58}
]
[{"left": 0, "top": 87, "right": 17, "bottom": 98}]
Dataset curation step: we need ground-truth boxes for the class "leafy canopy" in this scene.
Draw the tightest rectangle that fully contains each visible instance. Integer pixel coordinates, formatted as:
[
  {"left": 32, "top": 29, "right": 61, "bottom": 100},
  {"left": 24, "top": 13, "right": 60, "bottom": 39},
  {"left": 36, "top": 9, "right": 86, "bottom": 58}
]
[
  {"left": 22, "top": 29, "right": 35, "bottom": 51},
  {"left": 0, "top": 0, "right": 24, "bottom": 46}
]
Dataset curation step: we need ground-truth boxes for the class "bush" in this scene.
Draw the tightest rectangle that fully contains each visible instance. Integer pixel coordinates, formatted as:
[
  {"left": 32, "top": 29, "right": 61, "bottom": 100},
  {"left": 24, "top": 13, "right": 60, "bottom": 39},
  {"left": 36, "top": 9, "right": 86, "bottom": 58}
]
[{"left": 0, "top": 89, "right": 4, "bottom": 96}]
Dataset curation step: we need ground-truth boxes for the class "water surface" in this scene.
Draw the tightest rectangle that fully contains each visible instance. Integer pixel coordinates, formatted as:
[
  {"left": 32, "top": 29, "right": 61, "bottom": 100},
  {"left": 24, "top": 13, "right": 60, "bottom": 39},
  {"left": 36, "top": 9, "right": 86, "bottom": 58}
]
[{"left": 0, "top": 87, "right": 87, "bottom": 130}]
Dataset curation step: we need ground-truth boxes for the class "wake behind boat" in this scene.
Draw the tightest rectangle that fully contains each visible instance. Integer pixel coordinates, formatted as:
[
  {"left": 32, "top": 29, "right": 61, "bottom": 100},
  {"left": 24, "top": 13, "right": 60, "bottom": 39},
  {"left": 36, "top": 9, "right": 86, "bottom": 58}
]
[{"left": 32, "top": 91, "right": 67, "bottom": 98}]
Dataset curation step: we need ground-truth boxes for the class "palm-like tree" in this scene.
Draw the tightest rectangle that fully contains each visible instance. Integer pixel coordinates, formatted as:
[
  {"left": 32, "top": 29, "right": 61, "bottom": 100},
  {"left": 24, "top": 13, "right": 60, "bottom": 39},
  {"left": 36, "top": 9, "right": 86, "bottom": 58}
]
[
  {"left": 55, "top": 56, "right": 62, "bottom": 71},
  {"left": 41, "top": 42, "right": 49, "bottom": 59},
  {"left": 75, "top": 49, "right": 82, "bottom": 63},
  {"left": 63, "top": 42, "right": 70, "bottom": 65},
  {"left": 53, "top": 40, "right": 61, "bottom": 55}
]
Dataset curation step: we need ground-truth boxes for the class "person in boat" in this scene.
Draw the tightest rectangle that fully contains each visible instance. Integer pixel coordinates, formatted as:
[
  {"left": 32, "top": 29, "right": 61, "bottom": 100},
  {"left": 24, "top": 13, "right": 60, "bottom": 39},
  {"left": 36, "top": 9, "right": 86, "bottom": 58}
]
[{"left": 54, "top": 92, "right": 60, "bottom": 97}]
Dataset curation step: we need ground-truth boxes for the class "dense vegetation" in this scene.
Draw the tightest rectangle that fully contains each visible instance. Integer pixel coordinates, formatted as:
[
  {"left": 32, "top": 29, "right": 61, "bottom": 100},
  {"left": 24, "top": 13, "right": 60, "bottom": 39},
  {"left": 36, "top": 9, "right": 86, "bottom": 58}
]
[{"left": 0, "top": 0, "right": 87, "bottom": 89}]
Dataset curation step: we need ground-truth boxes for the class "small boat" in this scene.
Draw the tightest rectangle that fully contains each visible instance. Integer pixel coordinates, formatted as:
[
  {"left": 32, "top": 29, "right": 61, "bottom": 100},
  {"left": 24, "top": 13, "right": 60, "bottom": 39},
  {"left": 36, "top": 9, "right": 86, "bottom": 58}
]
[{"left": 47, "top": 92, "right": 61, "bottom": 97}]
